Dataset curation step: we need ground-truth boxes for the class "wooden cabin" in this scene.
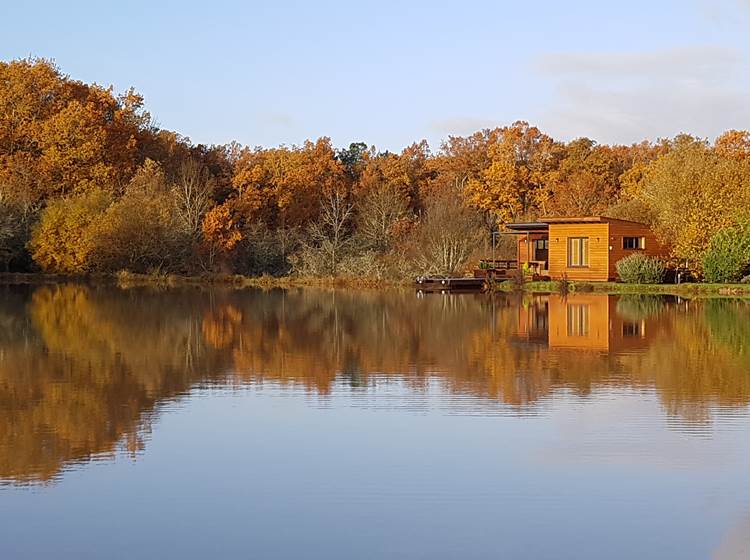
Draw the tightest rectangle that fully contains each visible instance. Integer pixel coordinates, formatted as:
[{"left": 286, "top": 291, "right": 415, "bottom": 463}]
[{"left": 503, "top": 216, "right": 668, "bottom": 282}]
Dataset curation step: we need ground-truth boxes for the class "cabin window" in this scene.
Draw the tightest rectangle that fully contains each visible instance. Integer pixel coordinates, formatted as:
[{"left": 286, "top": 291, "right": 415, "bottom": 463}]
[
  {"left": 567, "top": 237, "right": 589, "bottom": 267},
  {"left": 534, "top": 239, "right": 548, "bottom": 251},
  {"left": 623, "top": 236, "right": 645, "bottom": 249},
  {"left": 566, "top": 304, "right": 589, "bottom": 336}
]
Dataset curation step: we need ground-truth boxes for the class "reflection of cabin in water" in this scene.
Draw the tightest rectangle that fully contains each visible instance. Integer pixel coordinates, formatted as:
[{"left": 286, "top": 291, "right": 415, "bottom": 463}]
[
  {"left": 486, "top": 217, "right": 668, "bottom": 281},
  {"left": 516, "top": 294, "right": 655, "bottom": 352}
]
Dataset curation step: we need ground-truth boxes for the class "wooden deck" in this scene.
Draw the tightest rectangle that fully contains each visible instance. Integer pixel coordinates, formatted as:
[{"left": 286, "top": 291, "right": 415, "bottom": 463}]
[
  {"left": 474, "top": 259, "right": 549, "bottom": 280},
  {"left": 415, "top": 259, "right": 551, "bottom": 294},
  {"left": 415, "top": 276, "right": 487, "bottom": 292}
]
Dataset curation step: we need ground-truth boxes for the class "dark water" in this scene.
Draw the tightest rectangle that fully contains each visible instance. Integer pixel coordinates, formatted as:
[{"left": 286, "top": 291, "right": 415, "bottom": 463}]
[{"left": 1, "top": 284, "right": 750, "bottom": 559}]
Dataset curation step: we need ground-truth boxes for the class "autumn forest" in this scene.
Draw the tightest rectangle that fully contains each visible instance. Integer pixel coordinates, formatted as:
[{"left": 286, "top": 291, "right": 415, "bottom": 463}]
[{"left": 2, "top": 58, "right": 750, "bottom": 279}]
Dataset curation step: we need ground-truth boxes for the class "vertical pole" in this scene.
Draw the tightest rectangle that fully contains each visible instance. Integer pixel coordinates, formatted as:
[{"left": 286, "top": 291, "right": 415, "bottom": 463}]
[{"left": 526, "top": 232, "right": 530, "bottom": 264}]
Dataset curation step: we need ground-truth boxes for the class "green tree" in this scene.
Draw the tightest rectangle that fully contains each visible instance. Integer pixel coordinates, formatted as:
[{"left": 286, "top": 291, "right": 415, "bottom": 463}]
[{"left": 702, "top": 219, "right": 750, "bottom": 283}]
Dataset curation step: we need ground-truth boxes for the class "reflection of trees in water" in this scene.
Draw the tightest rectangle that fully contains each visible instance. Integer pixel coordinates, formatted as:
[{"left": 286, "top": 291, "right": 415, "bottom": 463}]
[
  {"left": 615, "top": 294, "right": 669, "bottom": 321},
  {"left": 621, "top": 299, "right": 750, "bottom": 423},
  {"left": 1, "top": 286, "right": 750, "bottom": 483},
  {"left": 0, "top": 285, "right": 229, "bottom": 483},
  {"left": 705, "top": 299, "right": 750, "bottom": 370}
]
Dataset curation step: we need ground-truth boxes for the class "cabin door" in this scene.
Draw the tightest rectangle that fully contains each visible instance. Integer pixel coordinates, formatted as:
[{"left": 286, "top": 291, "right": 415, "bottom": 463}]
[{"left": 533, "top": 238, "right": 549, "bottom": 265}]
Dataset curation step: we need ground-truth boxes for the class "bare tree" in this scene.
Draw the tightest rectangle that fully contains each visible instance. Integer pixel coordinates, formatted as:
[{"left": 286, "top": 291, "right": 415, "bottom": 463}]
[
  {"left": 172, "top": 158, "right": 214, "bottom": 239},
  {"left": 0, "top": 198, "right": 19, "bottom": 269},
  {"left": 297, "top": 187, "right": 354, "bottom": 276},
  {"left": 0, "top": 187, "right": 37, "bottom": 271},
  {"left": 412, "top": 187, "right": 483, "bottom": 276},
  {"left": 356, "top": 182, "right": 408, "bottom": 252},
  {"left": 318, "top": 187, "right": 354, "bottom": 274}
]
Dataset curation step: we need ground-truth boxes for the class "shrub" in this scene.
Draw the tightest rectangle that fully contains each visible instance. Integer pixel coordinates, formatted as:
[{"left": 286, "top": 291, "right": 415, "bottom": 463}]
[
  {"left": 616, "top": 253, "right": 665, "bottom": 284},
  {"left": 509, "top": 269, "right": 525, "bottom": 291},
  {"left": 29, "top": 190, "right": 112, "bottom": 273},
  {"left": 90, "top": 189, "right": 189, "bottom": 274},
  {"left": 557, "top": 274, "right": 571, "bottom": 295},
  {"left": 702, "top": 222, "right": 750, "bottom": 283}
]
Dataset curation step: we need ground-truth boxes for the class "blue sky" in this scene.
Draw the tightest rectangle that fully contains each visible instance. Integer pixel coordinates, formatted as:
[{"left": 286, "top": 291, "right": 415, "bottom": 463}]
[{"left": 2, "top": 0, "right": 749, "bottom": 151}]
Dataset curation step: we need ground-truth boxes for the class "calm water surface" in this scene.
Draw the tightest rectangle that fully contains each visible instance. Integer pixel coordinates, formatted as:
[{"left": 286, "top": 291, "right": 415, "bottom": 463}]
[{"left": 1, "top": 284, "right": 750, "bottom": 559}]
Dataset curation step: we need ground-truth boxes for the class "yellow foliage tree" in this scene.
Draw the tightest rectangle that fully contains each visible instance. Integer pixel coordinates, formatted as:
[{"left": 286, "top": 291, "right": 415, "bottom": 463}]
[
  {"left": 28, "top": 189, "right": 111, "bottom": 273},
  {"left": 627, "top": 136, "right": 750, "bottom": 267},
  {"left": 715, "top": 129, "right": 750, "bottom": 161},
  {"left": 90, "top": 161, "right": 188, "bottom": 273}
]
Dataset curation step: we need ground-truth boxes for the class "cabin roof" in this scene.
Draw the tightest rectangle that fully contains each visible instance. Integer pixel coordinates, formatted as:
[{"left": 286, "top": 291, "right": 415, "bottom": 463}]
[
  {"left": 539, "top": 216, "right": 647, "bottom": 226},
  {"left": 504, "top": 221, "right": 549, "bottom": 231},
  {"left": 505, "top": 216, "right": 649, "bottom": 230}
]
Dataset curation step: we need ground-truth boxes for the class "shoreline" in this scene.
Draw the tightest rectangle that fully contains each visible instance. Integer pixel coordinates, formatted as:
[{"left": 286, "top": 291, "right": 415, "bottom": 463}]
[
  {"left": 1, "top": 272, "right": 749, "bottom": 297},
  {"left": 494, "top": 279, "right": 750, "bottom": 297},
  {"left": 0, "top": 271, "right": 411, "bottom": 291}
]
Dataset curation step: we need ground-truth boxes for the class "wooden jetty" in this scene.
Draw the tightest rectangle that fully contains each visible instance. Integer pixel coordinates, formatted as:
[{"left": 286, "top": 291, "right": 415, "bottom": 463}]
[{"left": 415, "top": 276, "right": 487, "bottom": 293}]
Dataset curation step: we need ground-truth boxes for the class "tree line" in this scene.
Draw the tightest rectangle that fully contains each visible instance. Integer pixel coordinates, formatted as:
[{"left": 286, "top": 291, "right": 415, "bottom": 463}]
[{"left": 2, "top": 58, "right": 750, "bottom": 279}]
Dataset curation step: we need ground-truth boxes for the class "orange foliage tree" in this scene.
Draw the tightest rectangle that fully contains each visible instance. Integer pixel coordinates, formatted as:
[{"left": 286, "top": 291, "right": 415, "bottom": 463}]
[
  {"left": 0, "top": 59, "right": 149, "bottom": 200},
  {"left": 464, "top": 121, "right": 560, "bottom": 224}
]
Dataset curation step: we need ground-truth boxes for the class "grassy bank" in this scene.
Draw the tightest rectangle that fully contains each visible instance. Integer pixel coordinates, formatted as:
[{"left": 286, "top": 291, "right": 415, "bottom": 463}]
[
  {"left": 0, "top": 271, "right": 410, "bottom": 291},
  {"left": 493, "top": 279, "right": 750, "bottom": 296}
]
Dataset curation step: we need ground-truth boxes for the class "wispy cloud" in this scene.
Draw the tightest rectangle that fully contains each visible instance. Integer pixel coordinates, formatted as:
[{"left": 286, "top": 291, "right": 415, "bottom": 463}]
[
  {"left": 534, "top": 46, "right": 750, "bottom": 144},
  {"left": 429, "top": 116, "right": 502, "bottom": 138},
  {"left": 256, "top": 111, "right": 296, "bottom": 129},
  {"left": 537, "top": 46, "right": 741, "bottom": 81},
  {"left": 697, "top": 0, "right": 750, "bottom": 23}
]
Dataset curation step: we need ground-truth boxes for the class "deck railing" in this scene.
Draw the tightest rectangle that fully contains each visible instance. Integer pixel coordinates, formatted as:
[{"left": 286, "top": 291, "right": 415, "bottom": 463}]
[
  {"left": 478, "top": 259, "right": 519, "bottom": 270},
  {"left": 479, "top": 259, "right": 547, "bottom": 272},
  {"left": 476, "top": 260, "right": 549, "bottom": 281}
]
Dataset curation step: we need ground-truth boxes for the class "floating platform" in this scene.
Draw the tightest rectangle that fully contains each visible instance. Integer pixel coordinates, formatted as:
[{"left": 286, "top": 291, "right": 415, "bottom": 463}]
[{"left": 415, "top": 276, "right": 487, "bottom": 293}]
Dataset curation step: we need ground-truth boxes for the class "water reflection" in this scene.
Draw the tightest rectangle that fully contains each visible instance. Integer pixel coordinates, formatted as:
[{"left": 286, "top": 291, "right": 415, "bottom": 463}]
[{"left": 1, "top": 284, "right": 750, "bottom": 484}]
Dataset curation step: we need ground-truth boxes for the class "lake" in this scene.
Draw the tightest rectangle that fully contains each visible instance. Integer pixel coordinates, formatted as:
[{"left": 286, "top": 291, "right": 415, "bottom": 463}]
[{"left": 1, "top": 284, "right": 750, "bottom": 559}]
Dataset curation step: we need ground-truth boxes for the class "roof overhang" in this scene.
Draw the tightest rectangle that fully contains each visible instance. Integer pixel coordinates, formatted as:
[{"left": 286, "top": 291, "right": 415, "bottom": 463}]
[
  {"left": 503, "top": 216, "right": 648, "bottom": 232},
  {"left": 540, "top": 216, "right": 647, "bottom": 226},
  {"left": 540, "top": 216, "right": 607, "bottom": 224},
  {"left": 503, "top": 222, "right": 549, "bottom": 232}
]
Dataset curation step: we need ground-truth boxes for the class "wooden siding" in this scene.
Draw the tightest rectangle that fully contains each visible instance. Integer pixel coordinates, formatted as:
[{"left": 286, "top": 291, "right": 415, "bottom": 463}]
[
  {"left": 607, "top": 221, "right": 669, "bottom": 280},
  {"left": 547, "top": 223, "right": 610, "bottom": 281},
  {"left": 546, "top": 219, "right": 668, "bottom": 281}
]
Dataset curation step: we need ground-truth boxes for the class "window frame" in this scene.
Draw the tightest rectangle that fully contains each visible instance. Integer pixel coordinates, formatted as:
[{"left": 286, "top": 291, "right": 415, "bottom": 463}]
[
  {"left": 623, "top": 236, "right": 645, "bottom": 250},
  {"left": 567, "top": 237, "right": 589, "bottom": 268}
]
